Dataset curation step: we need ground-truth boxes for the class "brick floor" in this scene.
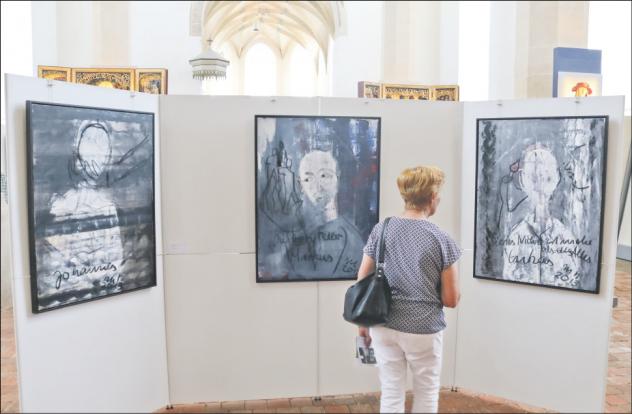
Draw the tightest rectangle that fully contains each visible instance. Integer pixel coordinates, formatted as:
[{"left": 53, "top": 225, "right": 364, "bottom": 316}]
[
  {"left": 0, "top": 306, "right": 19, "bottom": 414},
  {"left": 156, "top": 389, "right": 554, "bottom": 414},
  {"left": 606, "top": 259, "right": 632, "bottom": 414},
  {"left": 1, "top": 260, "right": 630, "bottom": 413}
]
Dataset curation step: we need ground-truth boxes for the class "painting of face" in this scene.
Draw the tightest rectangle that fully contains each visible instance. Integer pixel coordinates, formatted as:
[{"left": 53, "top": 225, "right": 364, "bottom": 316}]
[
  {"left": 474, "top": 116, "right": 608, "bottom": 293},
  {"left": 256, "top": 116, "right": 381, "bottom": 282},
  {"left": 519, "top": 146, "right": 560, "bottom": 203},
  {"left": 299, "top": 150, "right": 339, "bottom": 208},
  {"left": 26, "top": 101, "right": 156, "bottom": 312},
  {"left": 76, "top": 124, "right": 112, "bottom": 182}
]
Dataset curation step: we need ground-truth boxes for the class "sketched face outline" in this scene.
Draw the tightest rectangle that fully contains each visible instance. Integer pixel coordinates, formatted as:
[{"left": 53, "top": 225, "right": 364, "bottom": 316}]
[
  {"left": 298, "top": 150, "right": 339, "bottom": 208},
  {"left": 519, "top": 146, "right": 560, "bottom": 206},
  {"left": 75, "top": 123, "right": 112, "bottom": 183}
]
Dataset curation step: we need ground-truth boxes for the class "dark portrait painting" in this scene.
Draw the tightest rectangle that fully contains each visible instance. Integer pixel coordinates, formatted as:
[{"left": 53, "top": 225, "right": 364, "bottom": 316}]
[
  {"left": 474, "top": 116, "right": 608, "bottom": 293},
  {"left": 27, "top": 101, "right": 156, "bottom": 312},
  {"left": 255, "top": 115, "right": 381, "bottom": 282}
]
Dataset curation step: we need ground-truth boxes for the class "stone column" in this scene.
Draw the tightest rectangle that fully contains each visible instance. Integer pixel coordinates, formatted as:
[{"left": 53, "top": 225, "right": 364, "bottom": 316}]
[
  {"left": 525, "top": 1, "right": 589, "bottom": 98},
  {"left": 439, "top": 1, "right": 459, "bottom": 85},
  {"left": 489, "top": 1, "right": 518, "bottom": 100},
  {"left": 93, "top": 1, "right": 131, "bottom": 66},
  {"left": 55, "top": 1, "right": 97, "bottom": 66},
  {"left": 382, "top": 1, "right": 441, "bottom": 84},
  {"left": 55, "top": 1, "right": 131, "bottom": 67},
  {"left": 488, "top": 1, "right": 589, "bottom": 100}
]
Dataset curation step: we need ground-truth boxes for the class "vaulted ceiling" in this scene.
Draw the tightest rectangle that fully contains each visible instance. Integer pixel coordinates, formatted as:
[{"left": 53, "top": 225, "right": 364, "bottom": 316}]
[{"left": 190, "top": 1, "right": 345, "bottom": 59}]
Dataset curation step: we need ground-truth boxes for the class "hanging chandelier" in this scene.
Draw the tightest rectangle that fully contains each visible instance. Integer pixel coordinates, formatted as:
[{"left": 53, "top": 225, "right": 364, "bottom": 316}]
[{"left": 189, "top": 39, "right": 230, "bottom": 80}]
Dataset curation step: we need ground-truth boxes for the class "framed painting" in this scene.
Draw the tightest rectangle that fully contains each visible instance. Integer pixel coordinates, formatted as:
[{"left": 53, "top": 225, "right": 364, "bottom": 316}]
[
  {"left": 473, "top": 116, "right": 608, "bottom": 293},
  {"left": 557, "top": 72, "right": 602, "bottom": 98},
  {"left": 37, "top": 66, "right": 71, "bottom": 82},
  {"left": 26, "top": 101, "right": 156, "bottom": 312},
  {"left": 357, "top": 81, "right": 382, "bottom": 98},
  {"left": 255, "top": 115, "right": 381, "bottom": 282},
  {"left": 382, "top": 83, "right": 431, "bottom": 100},
  {"left": 136, "top": 68, "right": 168, "bottom": 94},
  {"left": 71, "top": 68, "right": 135, "bottom": 91},
  {"left": 432, "top": 85, "right": 459, "bottom": 101}
]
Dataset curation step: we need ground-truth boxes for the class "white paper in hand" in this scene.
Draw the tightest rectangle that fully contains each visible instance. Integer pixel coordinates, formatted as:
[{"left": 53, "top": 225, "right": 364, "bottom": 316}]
[{"left": 356, "top": 336, "right": 377, "bottom": 365}]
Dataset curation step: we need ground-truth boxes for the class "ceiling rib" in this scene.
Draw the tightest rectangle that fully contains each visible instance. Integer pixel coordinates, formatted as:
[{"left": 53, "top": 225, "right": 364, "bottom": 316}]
[{"left": 200, "top": 1, "right": 344, "bottom": 63}]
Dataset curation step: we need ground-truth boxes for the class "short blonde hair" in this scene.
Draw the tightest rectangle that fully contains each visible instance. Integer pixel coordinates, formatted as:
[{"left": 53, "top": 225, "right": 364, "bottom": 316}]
[{"left": 397, "top": 166, "right": 445, "bottom": 210}]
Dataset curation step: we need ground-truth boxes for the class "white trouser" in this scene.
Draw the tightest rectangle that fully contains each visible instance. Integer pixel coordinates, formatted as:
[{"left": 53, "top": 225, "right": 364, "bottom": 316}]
[{"left": 371, "top": 326, "right": 443, "bottom": 413}]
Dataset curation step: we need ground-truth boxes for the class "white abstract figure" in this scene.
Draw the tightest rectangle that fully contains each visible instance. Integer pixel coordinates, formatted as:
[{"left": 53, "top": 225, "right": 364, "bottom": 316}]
[
  {"left": 502, "top": 144, "right": 581, "bottom": 288},
  {"left": 44, "top": 122, "right": 123, "bottom": 298},
  {"left": 288, "top": 150, "right": 364, "bottom": 278},
  {"left": 299, "top": 150, "right": 340, "bottom": 224}
]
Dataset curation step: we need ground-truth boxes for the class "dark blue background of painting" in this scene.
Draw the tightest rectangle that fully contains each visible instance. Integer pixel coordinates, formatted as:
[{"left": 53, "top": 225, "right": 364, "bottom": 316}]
[
  {"left": 474, "top": 117, "right": 607, "bottom": 292},
  {"left": 256, "top": 116, "right": 380, "bottom": 280},
  {"left": 28, "top": 102, "right": 155, "bottom": 310}
]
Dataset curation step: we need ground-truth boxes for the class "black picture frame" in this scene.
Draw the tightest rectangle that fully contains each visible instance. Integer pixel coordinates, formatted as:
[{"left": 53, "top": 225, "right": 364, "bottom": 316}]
[
  {"left": 26, "top": 100, "right": 157, "bottom": 313},
  {"left": 473, "top": 115, "right": 609, "bottom": 294},
  {"left": 255, "top": 115, "right": 382, "bottom": 283}
]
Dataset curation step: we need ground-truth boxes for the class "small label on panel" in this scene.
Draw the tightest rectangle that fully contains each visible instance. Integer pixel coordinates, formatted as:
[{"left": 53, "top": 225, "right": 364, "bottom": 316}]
[{"left": 169, "top": 242, "right": 190, "bottom": 254}]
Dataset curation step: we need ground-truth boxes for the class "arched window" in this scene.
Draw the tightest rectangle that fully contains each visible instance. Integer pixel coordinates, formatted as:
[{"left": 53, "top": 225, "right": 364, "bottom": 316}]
[
  {"left": 196, "top": 1, "right": 345, "bottom": 97},
  {"left": 287, "top": 45, "right": 317, "bottom": 97},
  {"left": 588, "top": 1, "right": 631, "bottom": 114},
  {"left": 244, "top": 43, "right": 278, "bottom": 96}
]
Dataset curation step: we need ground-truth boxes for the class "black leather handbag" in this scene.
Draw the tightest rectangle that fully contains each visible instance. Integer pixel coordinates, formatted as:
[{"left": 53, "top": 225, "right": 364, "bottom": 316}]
[{"left": 343, "top": 217, "right": 392, "bottom": 326}]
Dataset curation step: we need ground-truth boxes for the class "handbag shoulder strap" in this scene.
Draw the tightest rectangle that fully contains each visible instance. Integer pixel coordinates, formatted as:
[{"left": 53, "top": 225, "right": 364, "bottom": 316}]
[{"left": 377, "top": 217, "right": 391, "bottom": 268}]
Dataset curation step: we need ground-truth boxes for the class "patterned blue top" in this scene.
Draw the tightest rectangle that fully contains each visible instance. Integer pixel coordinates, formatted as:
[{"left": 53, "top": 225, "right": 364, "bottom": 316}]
[{"left": 363, "top": 217, "right": 462, "bottom": 334}]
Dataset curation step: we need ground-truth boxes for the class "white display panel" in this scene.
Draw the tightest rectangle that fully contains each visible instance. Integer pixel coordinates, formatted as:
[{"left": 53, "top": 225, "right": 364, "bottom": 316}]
[
  {"left": 163, "top": 253, "right": 318, "bottom": 402},
  {"left": 5, "top": 74, "right": 169, "bottom": 412},
  {"left": 160, "top": 96, "right": 322, "bottom": 402},
  {"left": 160, "top": 96, "right": 463, "bottom": 402},
  {"left": 456, "top": 96, "right": 625, "bottom": 413},
  {"left": 5, "top": 75, "right": 622, "bottom": 412}
]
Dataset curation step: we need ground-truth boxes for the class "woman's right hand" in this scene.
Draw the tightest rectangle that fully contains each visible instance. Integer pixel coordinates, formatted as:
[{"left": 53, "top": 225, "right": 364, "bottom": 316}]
[{"left": 359, "top": 326, "right": 371, "bottom": 347}]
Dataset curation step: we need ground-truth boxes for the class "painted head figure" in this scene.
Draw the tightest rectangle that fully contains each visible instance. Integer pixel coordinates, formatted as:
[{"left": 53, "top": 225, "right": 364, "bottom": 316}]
[
  {"left": 73, "top": 122, "right": 112, "bottom": 186},
  {"left": 519, "top": 144, "right": 560, "bottom": 207},
  {"left": 298, "top": 150, "right": 339, "bottom": 210}
]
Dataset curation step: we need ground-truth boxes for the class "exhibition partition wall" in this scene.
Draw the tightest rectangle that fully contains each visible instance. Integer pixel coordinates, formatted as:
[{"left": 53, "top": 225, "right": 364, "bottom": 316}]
[
  {"left": 5, "top": 74, "right": 625, "bottom": 413},
  {"left": 457, "top": 96, "right": 625, "bottom": 413},
  {"left": 4, "top": 75, "right": 169, "bottom": 412},
  {"left": 159, "top": 96, "right": 463, "bottom": 402}
]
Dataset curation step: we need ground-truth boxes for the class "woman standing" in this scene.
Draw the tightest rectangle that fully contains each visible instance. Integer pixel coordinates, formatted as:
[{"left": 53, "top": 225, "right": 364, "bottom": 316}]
[{"left": 357, "top": 166, "right": 461, "bottom": 413}]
